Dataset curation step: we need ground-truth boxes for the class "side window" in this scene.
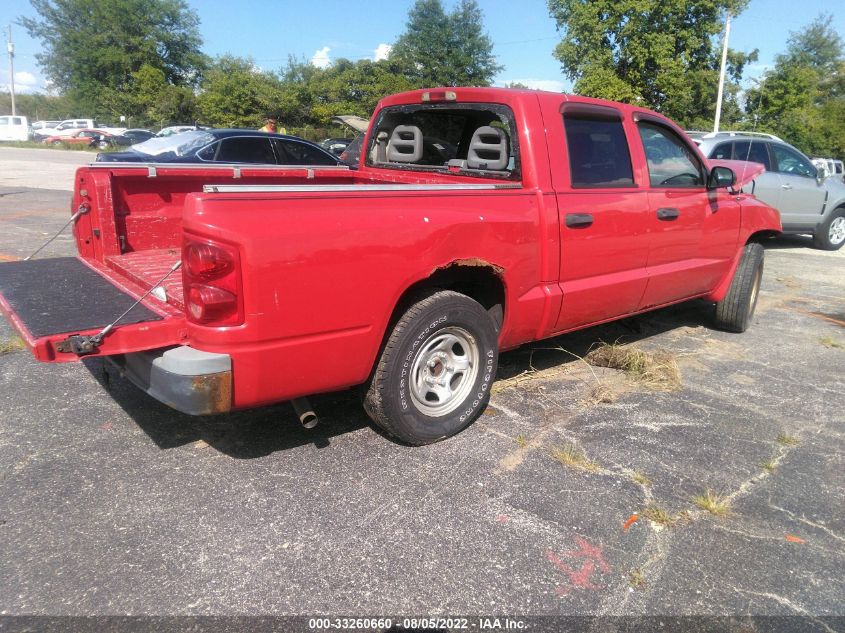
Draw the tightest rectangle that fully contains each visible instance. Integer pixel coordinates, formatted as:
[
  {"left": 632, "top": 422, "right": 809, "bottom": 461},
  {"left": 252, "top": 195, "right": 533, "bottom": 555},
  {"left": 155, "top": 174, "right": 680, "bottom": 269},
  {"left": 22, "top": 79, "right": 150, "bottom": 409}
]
[
  {"left": 732, "top": 141, "right": 771, "bottom": 170},
  {"left": 196, "top": 142, "right": 219, "bottom": 161},
  {"left": 277, "top": 140, "right": 337, "bottom": 165},
  {"left": 74, "top": 121, "right": 86, "bottom": 129},
  {"left": 563, "top": 115, "right": 634, "bottom": 188},
  {"left": 771, "top": 144, "right": 815, "bottom": 178},
  {"left": 0, "top": 117, "right": 8, "bottom": 126},
  {"left": 215, "top": 137, "right": 277, "bottom": 164},
  {"left": 710, "top": 142, "right": 733, "bottom": 160},
  {"left": 638, "top": 122, "right": 704, "bottom": 187},
  {"left": 12, "top": 117, "right": 23, "bottom": 125}
]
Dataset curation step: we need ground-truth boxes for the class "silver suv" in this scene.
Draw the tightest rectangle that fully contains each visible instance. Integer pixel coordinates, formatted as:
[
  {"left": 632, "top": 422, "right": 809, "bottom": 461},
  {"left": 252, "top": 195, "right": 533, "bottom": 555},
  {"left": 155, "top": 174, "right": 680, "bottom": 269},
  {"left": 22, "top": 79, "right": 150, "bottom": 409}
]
[{"left": 696, "top": 132, "right": 845, "bottom": 250}]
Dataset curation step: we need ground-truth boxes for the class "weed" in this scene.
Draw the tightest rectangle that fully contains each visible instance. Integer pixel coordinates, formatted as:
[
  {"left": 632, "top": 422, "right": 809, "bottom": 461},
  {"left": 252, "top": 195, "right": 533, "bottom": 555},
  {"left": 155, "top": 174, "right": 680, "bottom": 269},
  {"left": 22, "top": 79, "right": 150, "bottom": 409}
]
[
  {"left": 0, "top": 336, "right": 25, "bottom": 355},
  {"left": 515, "top": 434, "right": 528, "bottom": 448},
  {"left": 585, "top": 342, "right": 681, "bottom": 391},
  {"left": 761, "top": 457, "right": 778, "bottom": 473},
  {"left": 628, "top": 569, "right": 646, "bottom": 590},
  {"left": 776, "top": 433, "right": 799, "bottom": 446},
  {"left": 819, "top": 336, "right": 842, "bottom": 349},
  {"left": 641, "top": 505, "right": 677, "bottom": 527},
  {"left": 586, "top": 383, "right": 617, "bottom": 404},
  {"left": 631, "top": 471, "right": 652, "bottom": 487},
  {"left": 551, "top": 443, "right": 601, "bottom": 473},
  {"left": 693, "top": 489, "right": 731, "bottom": 517}
]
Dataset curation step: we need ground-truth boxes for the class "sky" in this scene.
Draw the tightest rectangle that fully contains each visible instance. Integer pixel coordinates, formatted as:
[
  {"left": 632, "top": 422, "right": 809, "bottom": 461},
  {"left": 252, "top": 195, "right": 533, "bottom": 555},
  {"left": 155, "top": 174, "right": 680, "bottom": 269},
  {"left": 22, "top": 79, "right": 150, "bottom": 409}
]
[{"left": 1, "top": 0, "right": 843, "bottom": 96}]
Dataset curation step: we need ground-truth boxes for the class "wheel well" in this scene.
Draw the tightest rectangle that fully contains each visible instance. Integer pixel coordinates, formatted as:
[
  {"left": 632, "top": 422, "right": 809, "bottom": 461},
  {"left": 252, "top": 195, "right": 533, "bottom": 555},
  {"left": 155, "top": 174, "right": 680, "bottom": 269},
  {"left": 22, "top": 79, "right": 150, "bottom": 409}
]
[
  {"left": 393, "top": 260, "right": 506, "bottom": 331},
  {"left": 747, "top": 230, "right": 780, "bottom": 243}
]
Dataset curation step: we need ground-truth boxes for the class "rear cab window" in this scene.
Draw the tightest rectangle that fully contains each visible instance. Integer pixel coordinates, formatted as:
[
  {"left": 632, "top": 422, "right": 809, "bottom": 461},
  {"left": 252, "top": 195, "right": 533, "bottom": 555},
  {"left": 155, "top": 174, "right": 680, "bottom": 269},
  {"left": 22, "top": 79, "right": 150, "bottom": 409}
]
[
  {"left": 562, "top": 104, "right": 634, "bottom": 188},
  {"left": 365, "top": 103, "right": 520, "bottom": 180}
]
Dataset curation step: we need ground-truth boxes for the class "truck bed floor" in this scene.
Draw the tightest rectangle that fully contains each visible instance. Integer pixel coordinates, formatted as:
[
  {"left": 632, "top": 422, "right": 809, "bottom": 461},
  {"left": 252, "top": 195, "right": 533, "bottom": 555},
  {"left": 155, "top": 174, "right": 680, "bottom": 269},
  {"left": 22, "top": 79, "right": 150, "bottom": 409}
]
[{"left": 105, "top": 249, "right": 185, "bottom": 308}]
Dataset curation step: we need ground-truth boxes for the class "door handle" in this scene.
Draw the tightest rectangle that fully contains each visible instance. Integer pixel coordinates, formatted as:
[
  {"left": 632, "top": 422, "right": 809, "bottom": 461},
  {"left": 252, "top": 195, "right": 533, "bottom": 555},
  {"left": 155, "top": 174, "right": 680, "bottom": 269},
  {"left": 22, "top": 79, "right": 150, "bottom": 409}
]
[
  {"left": 656, "top": 207, "right": 680, "bottom": 220},
  {"left": 565, "top": 213, "right": 594, "bottom": 228},
  {"left": 781, "top": 183, "right": 793, "bottom": 190}
]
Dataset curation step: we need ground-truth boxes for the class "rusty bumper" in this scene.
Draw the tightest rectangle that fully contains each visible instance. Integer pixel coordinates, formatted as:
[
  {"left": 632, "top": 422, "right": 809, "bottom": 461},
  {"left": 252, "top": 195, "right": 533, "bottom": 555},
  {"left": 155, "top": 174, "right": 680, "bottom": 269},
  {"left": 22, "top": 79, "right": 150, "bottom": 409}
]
[{"left": 106, "top": 346, "right": 232, "bottom": 416}]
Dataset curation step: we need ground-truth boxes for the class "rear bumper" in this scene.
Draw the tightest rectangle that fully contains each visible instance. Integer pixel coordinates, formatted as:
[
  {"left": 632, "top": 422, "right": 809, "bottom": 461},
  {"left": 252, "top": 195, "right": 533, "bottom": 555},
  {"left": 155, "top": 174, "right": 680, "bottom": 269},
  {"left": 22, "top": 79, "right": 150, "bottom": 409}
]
[{"left": 107, "top": 346, "right": 232, "bottom": 415}]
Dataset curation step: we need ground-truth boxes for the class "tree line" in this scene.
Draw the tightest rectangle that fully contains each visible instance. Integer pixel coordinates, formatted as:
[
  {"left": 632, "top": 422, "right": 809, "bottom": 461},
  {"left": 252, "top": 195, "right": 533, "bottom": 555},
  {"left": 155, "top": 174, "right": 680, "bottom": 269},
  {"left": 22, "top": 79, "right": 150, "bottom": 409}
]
[{"left": 2, "top": 0, "right": 843, "bottom": 156}]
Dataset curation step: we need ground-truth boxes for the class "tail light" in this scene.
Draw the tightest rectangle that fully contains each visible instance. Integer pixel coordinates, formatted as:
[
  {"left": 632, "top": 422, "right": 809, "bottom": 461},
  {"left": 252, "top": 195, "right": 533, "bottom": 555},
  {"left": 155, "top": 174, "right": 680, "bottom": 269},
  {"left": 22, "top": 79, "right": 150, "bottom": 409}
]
[{"left": 183, "top": 237, "right": 242, "bottom": 326}]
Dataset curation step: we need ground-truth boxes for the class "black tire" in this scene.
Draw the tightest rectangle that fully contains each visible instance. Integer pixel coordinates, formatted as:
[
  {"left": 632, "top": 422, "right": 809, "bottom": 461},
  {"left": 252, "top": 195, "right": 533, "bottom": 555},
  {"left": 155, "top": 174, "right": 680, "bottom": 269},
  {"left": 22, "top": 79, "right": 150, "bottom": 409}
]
[
  {"left": 812, "top": 207, "right": 845, "bottom": 251},
  {"left": 714, "top": 242, "right": 764, "bottom": 333},
  {"left": 364, "top": 290, "right": 499, "bottom": 445}
]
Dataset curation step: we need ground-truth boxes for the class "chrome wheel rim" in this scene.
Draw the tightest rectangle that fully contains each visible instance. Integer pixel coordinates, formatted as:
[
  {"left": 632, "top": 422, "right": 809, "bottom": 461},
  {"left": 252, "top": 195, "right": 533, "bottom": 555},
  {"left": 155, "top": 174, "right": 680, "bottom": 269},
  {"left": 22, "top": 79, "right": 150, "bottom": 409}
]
[
  {"left": 410, "top": 326, "right": 479, "bottom": 417},
  {"left": 829, "top": 216, "right": 845, "bottom": 246}
]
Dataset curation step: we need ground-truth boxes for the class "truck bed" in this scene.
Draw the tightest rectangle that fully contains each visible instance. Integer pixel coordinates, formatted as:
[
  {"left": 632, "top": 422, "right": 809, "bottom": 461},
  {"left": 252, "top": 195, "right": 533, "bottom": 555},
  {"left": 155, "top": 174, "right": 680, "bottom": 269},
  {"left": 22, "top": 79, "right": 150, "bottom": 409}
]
[{"left": 105, "top": 249, "right": 184, "bottom": 308}]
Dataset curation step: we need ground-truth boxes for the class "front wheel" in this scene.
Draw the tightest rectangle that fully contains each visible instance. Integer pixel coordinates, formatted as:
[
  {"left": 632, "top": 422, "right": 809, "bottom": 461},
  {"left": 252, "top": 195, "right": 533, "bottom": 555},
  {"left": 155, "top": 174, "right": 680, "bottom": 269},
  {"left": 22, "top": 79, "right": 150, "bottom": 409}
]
[
  {"left": 364, "top": 290, "right": 499, "bottom": 445},
  {"left": 813, "top": 208, "right": 845, "bottom": 251},
  {"left": 714, "top": 242, "right": 764, "bottom": 333}
]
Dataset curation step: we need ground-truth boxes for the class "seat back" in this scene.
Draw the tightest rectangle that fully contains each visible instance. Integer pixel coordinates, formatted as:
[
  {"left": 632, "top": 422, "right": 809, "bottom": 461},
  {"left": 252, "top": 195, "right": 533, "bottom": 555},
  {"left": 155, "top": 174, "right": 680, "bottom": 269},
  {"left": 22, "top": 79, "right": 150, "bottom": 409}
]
[{"left": 467, "top": 126, "right": 508, "bottom": 170}]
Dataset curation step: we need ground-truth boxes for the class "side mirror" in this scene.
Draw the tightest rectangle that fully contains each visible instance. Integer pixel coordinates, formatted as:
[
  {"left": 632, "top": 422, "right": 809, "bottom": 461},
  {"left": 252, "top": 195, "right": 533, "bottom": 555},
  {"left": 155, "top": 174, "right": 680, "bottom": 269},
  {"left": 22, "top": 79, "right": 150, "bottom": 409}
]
[{"left": 708, "top": 166, "right": 736, "bottom": 190}]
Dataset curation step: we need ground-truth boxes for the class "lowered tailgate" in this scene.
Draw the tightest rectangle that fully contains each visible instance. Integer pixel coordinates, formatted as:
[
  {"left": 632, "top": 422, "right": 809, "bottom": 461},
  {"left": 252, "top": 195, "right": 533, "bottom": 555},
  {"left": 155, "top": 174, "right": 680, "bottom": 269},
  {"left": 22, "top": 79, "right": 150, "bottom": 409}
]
[{"left": 0, "top": 257, "right": 186, "bottom": 362}]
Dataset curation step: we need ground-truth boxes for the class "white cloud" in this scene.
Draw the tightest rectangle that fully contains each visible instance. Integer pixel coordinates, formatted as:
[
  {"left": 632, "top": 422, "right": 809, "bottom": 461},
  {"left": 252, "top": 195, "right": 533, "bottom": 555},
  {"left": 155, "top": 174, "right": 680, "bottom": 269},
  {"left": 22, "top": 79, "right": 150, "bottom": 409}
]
[
  {"left": 373, "top": 43, "right": 392, "bottom": 62},
  {"left": 14, "top": 71, "right": 37, "bottom": 86},
  {"left": 311, "top": 46, "right": 331, "bottom": 69},
  {"left": 500, "top": 78, "right": 566, "bottom": 92}
]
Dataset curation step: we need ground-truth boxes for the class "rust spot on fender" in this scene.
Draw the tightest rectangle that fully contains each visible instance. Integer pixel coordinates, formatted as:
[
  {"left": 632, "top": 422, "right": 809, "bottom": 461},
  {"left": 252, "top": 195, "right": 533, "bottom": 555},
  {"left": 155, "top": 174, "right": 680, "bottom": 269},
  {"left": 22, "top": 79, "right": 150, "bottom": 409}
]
[
  {"left": 433, "top": 258, "right": 504, "bottom": 276},
  {"left": 190, "top": 371, "right": 232, "bottom": 415}
]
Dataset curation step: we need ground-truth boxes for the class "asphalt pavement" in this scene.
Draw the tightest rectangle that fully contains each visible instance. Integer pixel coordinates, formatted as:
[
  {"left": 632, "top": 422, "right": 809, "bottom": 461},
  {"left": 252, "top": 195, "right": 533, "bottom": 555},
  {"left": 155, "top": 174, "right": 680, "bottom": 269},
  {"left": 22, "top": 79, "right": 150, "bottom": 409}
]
[{"left": 0, "top": 161, "right": 842, "bottom": 630}]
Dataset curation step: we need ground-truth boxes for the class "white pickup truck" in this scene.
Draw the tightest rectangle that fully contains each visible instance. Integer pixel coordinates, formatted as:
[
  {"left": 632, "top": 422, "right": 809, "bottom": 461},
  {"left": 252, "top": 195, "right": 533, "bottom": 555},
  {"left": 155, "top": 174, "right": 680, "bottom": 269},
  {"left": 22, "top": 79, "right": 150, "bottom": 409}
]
[{"left": 31, "top": 118, "right": 126, "bottom": 138}]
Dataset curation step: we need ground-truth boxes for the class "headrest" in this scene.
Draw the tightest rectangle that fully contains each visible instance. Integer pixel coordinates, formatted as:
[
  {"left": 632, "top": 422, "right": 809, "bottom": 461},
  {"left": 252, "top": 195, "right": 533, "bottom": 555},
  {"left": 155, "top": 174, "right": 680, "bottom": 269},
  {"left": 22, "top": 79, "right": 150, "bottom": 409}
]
[
  {"left": 386, "top": 125, "right": 423, "bottom": 163},
  {"left": 467, "top": 126, "right": 508, "bottom": 170}
]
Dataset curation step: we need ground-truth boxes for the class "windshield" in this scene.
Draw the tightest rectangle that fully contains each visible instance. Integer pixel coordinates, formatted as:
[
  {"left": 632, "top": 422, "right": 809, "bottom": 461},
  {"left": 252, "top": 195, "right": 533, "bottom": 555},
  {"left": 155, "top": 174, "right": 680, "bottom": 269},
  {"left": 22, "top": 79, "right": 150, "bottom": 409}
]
[{"left": 130, "top": 131, "right": 215, "bottom": 157}]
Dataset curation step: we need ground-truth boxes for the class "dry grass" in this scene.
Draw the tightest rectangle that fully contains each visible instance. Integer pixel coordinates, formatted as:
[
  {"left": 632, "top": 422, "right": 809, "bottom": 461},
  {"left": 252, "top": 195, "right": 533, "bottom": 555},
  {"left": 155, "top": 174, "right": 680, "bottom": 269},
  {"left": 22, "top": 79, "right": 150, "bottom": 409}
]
[
  {"left": 0, "top": 336, "right": 25, "bottom": 355},
  {"left": 761, "top": 457, "right": 778, "bottom": 473},
  {"left": 819, "top": 336, "right": 843, "bottom": 349},
  {"left": 631, "top": 471, "right": 652, "bottom": 487},
  {"left": 628, "top": 569, "right": 647, "bottom": 590},
  {"left": 585, "top": 342, "right": 682, "bottom": 391},
  {"left": 776, "top": 433, "right": 799, "bottom": 446},
  {"left": 585, "top": 383, "right": 618, "bottom": 404},
  {"left": 551, "top": 443, "right": 601, "bottom": 473},
  {"left": 514, "top": 434, "right": 528, "bottom": 448},
  {"left": 641, "top": 505, "right": 677, "bottom": 527},
  {"left": 693, "top": 489, "right": 731, "bottom": 517}
]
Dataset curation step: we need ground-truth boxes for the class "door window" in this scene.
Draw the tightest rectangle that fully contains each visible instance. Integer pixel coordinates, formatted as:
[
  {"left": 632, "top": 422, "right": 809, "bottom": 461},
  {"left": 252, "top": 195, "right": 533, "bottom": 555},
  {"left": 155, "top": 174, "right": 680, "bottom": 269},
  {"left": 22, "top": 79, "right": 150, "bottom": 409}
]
[
  {"left": 771, "top": 144, "right": 816, "bottom": 178},
  {"left": 710, "top": 142, "right": 733, "bottom": 160},
  {"left": 214, "top": 137, "right": 277, "bottom": 164},
  {"left": 563, "top": 114, "right": 634, "bottom": 188},
  {"left": 638, "top": 122, "right": 704, "bottom": 187},
  {"left": 0, "top": 117, "right": 8, "bottom": 126},
  {"left": 277, "top": 140, "right": 338, "bottom": 165},
  {"left": 732, "top": 141, "right": 771, "bottom": 170}
]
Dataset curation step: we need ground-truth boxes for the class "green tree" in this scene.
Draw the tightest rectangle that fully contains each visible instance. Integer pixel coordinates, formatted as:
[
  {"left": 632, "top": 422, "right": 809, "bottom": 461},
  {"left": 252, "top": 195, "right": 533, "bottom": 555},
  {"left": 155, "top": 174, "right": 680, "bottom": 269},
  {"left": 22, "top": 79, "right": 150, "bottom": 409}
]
[
  {"left": 547, "top": 0, "right": 755, "bottom": 126},
  {"left": 390, "top": 0, "right": 502, "bottom": 87},
  {"left": 21, "top": 0, "right": 206, "bottom": 116},
  {"left": 746, "top": 15, "right": 845, "bottom": 157},
  {"left": 196, "top": 56, "right": 285, "bottom": 128}
]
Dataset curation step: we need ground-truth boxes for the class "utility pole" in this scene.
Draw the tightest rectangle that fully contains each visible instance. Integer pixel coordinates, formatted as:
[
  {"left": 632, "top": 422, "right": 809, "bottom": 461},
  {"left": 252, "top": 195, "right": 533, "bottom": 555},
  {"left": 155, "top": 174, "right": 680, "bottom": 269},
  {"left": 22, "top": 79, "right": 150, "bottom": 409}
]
[{"left": 713, "top": 13, "right": 731, "bottom": 133}]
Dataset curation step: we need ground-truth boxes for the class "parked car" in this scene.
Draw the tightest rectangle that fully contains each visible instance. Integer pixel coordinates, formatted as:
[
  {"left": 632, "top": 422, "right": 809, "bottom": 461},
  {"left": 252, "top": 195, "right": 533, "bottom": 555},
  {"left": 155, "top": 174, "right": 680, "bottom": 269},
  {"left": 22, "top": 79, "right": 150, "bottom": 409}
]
[
  {"left": 320, "top": 137, "right": 354, "bottom": 156},
  {"left": 697, "top": 131, "right": 845, "bottom": 250},
  {"left": 30, "top": 120, "right": 61, "bottom": 136},
  {"left": 38, "top": 118, "right": 126, "bottom": 138},
  {"left": 811, "top": 157, "right": 844, "bottom": 181},
  {"left": 42, "top": 128, "right": 115, "bottom": 148},
  {"left": 120, "top": 129, "right": 155, "bottom": 144},
  {"left": 0, "top": 115, "right": 30, "bottom": 142},
  {"left": 96, "top": 129, "right": 341, "bottom": 165},
  {"left": 0, "top": 87, "right": 780, "bottom": 447}
]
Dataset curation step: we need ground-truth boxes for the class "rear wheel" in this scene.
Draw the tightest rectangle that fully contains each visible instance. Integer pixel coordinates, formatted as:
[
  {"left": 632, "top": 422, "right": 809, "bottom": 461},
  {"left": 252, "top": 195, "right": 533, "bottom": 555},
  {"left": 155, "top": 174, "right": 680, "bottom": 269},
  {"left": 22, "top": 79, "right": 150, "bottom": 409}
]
[
  {"left": 714, "top": 242, "right": 764, "bottom": 333},
  {"left": 813, "top": 207, "right": 845, "bottom": 251},
  {"left": 364, "top": 290, "right": 499, "bottom": 445}
]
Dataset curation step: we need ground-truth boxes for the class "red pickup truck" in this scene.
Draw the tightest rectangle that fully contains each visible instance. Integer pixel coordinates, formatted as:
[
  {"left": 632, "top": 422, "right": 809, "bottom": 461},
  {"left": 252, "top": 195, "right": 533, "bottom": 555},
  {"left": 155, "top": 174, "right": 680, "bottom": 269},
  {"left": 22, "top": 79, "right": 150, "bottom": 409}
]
[{"left": 0, "top": 88, "right": 780, "bottom": 445}]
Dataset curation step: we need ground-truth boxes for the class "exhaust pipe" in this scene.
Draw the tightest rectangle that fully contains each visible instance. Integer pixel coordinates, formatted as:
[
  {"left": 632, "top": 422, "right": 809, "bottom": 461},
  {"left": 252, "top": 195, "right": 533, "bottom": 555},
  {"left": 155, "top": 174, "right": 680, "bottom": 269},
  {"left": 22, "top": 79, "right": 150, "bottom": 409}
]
[{"left": 291, "top": 397, "right": 319, "bottom": 429}]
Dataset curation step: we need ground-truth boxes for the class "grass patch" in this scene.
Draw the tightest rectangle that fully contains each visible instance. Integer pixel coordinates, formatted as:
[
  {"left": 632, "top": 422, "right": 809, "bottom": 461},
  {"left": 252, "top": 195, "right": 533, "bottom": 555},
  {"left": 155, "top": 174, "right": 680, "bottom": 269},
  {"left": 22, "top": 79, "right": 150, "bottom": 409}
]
[
  {"left": 0, "top": 336, "right": 25, "bottom": 355},
  {"left": 585, "top": 383, "right": 617, "bottom": 404},
  {"left": 641, "top": 505, "right": 677, "bottom": 527},
  {"left": 776, "top": 433, "right": 799, "bottom": 446},
  {"left": 585, "top": 342, "right": 681, "bottom": 391},
  {"left": 551, "top": 443, "right": 601, "bottom": 473},
  {"left": 819, "top": 336, "right": 843, "bottom": 349},
  {"left": 761, "top": 457, "right": 778, "bottom": 473},
  {"left": 628, "top": 569, "right": 646, "bottom": 590},
  {"left": 693, "top": 489, "right": 731, "bottom": 517},
  {"left": 631, "top": 471, "right": 652, "bottom": 487},
  {"left": 514, "top": 434, "right": 528, "bottom": 448}
]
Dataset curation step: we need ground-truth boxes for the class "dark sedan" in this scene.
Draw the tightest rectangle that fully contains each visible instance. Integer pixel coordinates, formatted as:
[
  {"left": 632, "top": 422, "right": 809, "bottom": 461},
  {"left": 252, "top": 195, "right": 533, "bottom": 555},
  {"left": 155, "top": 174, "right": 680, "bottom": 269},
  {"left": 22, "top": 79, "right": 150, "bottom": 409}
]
[{"left": 96, "top": 129, "right": 341, "bottom": 165}]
